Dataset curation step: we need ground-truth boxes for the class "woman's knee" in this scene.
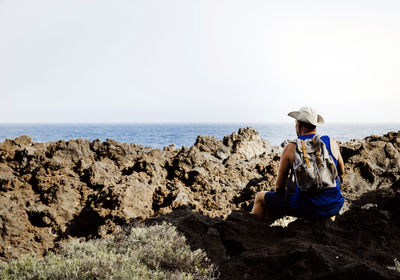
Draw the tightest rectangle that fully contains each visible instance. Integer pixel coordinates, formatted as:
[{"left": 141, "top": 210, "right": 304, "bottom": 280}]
[{"left": 255, "top": 191, "right": 267, "bottom": 204}]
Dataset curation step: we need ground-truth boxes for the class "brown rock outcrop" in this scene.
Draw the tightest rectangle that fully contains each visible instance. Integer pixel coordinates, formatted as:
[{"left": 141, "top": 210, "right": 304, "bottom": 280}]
[{"left": 0, "top": 128, "right": 399, "bottom": 279}]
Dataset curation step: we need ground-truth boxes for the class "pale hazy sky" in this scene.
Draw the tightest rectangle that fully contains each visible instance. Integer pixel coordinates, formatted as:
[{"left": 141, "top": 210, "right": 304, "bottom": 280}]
[{"left": 1, "top": 0, "right": 399, "bottom": 123}]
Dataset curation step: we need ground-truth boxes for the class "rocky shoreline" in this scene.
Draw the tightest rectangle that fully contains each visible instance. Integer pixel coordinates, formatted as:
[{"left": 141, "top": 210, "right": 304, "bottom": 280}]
[{"left": 1, "top": 128, "right": 400, "bottom": 279}]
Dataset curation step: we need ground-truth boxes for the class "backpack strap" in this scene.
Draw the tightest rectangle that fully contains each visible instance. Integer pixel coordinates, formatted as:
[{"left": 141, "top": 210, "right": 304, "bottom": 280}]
[
  {"left": 312, "top": 136, "right": 323, "bottom": 168},
  {"left": 300, "top": 140, "right": 310, "bottom": 168}
]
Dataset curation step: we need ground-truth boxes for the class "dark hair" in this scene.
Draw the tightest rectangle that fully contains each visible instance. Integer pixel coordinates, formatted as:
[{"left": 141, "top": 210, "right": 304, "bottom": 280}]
[{"left": 298, "top": 121, "right": 316, "bottom": 132}]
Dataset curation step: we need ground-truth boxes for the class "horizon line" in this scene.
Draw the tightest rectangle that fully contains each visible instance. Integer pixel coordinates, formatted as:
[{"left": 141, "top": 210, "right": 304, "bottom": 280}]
[{"left": 1, "top": 121, "right": 400, "bottom": 125}]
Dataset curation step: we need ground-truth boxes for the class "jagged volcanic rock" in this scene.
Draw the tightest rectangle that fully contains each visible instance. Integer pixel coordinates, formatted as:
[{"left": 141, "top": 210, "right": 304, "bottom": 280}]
[{"left": 0, "top": 128, "right": 399, "bottom": 279}]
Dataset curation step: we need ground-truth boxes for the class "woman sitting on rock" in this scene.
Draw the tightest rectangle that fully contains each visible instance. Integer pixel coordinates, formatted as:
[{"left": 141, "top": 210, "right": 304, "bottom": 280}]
[{"left": 251, "top": 107, "right": 345, "bottom": 220}]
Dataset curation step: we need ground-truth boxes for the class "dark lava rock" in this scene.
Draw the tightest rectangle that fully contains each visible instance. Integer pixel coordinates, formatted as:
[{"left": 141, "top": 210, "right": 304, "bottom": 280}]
[{"left": 0, "top": 129, "right": 399, "bottom": 279}]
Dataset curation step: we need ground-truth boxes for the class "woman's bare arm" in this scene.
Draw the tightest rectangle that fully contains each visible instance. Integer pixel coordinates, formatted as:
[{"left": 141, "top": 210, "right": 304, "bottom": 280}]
[
  {"left": 330, "top": 138, "right": 345, "bottom": 176},
  {"left": 275, "top": 143, "right": 295, "bottom": 192}
]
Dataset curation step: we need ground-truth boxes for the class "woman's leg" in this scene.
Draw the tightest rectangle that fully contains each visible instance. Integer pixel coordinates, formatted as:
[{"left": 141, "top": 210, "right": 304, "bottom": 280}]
[{"left": 250, "top": 191, "right": 267, "bottom": 220}]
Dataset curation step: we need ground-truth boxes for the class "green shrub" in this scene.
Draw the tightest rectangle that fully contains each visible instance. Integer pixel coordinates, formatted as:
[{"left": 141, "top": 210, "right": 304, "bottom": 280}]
[{"left": 0, "top": 222, "right": 216, "bottom": 280}]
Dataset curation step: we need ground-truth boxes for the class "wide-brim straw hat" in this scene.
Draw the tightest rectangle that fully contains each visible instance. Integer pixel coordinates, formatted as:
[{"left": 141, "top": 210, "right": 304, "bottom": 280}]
[{"left": 288, "top": 106, "right": 324, "bottom": 126}]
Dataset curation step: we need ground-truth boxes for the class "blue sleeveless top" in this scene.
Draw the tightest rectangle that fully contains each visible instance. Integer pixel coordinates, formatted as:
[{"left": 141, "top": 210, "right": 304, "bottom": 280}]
[{"left": 287, "top": 134, "right": 344, "bottom": 218}]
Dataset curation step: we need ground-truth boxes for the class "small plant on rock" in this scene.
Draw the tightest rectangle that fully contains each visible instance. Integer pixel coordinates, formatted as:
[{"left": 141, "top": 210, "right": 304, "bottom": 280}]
[
  {"left": 0, "top": 222, "right": 216, "bottom": 280},
  {"left": 388, "top": 258, "right": 400, "bottom": 272}
]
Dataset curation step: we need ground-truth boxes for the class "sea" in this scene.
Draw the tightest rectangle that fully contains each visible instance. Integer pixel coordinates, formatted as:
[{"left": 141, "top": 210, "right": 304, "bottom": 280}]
[{"left": 0, "top": 123, "right": 399, "bottom": 150}]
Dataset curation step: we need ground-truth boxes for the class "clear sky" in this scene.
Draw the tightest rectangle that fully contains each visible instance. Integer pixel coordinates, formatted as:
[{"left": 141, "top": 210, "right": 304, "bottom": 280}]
[{"left": 1, "top": 0, "right": 399, "bottom": 123}]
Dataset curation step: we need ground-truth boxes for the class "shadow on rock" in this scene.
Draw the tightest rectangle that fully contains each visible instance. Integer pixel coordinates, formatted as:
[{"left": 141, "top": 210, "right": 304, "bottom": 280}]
[
  {"left": 144, "top": 206, "right": 228, "bottom": 266},
  {"left": 143, "top": 188, "right": 400, "bottom": 280}
]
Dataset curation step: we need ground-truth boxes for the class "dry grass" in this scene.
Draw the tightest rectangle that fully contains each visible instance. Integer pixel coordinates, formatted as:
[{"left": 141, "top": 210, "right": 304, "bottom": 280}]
[{"left": 0, "top": 222, "right": 217, "bottom": 280}]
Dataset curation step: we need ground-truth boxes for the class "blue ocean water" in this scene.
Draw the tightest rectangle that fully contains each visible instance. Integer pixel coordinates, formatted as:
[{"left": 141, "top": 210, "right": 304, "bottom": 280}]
[{"left": 0, "top": 123, "right": 399, "bottom": 149}]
